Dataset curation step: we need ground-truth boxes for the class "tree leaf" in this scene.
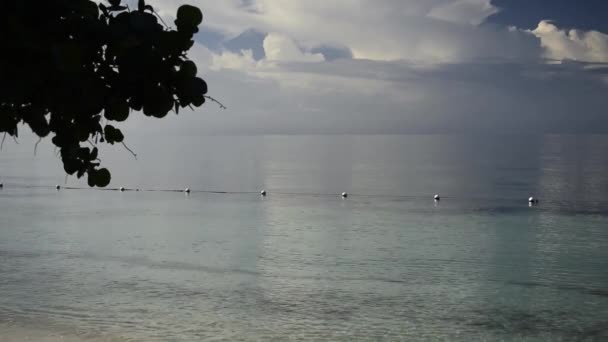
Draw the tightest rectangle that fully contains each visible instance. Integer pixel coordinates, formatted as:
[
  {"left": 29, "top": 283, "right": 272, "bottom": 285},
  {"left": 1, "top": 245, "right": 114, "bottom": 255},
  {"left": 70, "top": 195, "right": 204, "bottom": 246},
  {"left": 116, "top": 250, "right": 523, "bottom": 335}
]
[
  {"left": 0, "top": 1, "right": 208, "bottom": 187},
  {"left": 104, "top": 99, "right": 129, "bottom": 122},
  {"left": 180, "top": 60, "right": 197, "bottom": 78},
  {"left": 94, "top": 168, "right": 111, "bottom": 187},
  {"left": 90, "top": 147, "right": 98, "bottom": 160},
  {"left": 176, "top": 5, "right": 203, "bottom": 27},
  {"left": 108, "top": 5, "right": 127, "bottom": 12},
  {"left": 104, "top": 125, "right": 124, "bottom": 144}
]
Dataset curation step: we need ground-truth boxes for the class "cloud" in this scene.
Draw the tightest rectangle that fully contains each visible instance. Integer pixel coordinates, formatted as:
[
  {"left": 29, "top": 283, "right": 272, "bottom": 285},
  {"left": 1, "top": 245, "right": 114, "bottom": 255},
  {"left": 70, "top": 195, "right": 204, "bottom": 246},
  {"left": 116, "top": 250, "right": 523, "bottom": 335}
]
[
  {"left": 427, "top": 0, "right": 498, "bottom": 25},
  {"left": 142, "top": 52, "right": 608, "bottom": 135},
  {"left": 262, "top": 33, "right": 324, "bottom": 62},
  {"left": 152, "top": 0, "right": 540, "bottom": 63},
  {"left": 532, "top": 20, "right": 608, "bottom": 63},
  {"left": 139, "top": 0, "right": 608, "bottom": 135},
  {"left": 212, "top": 49, "right": 258, "bottom": 70},
  {"left": 209, "top": 32, "right": 324, "bottom": 84},
  {"left": 222, "top": 28, "right": 267, "bottom": 60}
]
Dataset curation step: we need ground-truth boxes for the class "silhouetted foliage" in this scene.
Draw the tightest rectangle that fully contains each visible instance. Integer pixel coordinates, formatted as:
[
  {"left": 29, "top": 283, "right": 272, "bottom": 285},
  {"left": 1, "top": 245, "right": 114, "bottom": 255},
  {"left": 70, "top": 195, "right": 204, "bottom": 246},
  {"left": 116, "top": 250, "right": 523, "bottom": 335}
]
[{"left": 0, "top": 0, "right": 207, "bottom": 187}]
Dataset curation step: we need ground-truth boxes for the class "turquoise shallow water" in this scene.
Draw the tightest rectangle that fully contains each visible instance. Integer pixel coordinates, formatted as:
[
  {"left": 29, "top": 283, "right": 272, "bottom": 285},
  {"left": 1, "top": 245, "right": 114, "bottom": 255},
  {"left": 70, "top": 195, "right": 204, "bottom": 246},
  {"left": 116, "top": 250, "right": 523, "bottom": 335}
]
[{"left": 0, "top": 135, "right": 607, "bottom": 341}]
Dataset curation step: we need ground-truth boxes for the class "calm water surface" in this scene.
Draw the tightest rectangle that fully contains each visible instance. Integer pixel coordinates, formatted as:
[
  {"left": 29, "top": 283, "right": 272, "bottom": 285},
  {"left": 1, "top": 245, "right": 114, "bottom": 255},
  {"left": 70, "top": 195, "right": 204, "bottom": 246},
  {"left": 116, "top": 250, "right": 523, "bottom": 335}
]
[{"left": 0, "top": 135, "right": 607, "bottom": 341}]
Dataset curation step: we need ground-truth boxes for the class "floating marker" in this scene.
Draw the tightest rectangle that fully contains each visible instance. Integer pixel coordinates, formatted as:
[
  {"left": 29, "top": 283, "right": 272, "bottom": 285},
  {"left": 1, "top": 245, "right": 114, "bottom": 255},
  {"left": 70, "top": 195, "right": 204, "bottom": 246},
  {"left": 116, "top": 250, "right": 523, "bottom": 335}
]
[
  {"left": 184, "top": 188, "right": 191, "bottom": 194},
  {"left": 341, "top": 192, "right": 348, "bottom": 198},
  {"left": 434, "top": 194, "right": 440, "bottom": 201},
  {"left": 260, "top": 190, "right": 267, "bottom": 196},
  {"left": 0, "top": 183, "right": 3, "bottom": 188},
  {"left": 119, "top": 187, "right": 125, "bottom": 192},
  {"left": 528, "top": 196, "right": 538, "bottom": 204},
  {"left": 55, "top": 185, "right": 61, "bottom": 190}
]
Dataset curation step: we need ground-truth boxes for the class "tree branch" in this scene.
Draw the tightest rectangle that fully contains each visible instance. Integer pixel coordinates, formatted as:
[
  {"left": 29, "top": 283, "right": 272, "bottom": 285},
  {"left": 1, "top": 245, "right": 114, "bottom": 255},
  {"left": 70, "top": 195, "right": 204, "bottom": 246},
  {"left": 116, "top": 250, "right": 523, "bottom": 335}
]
[
  {"left": 121, "top": 141, "right": 137, "bottom": 160},
  {"left": 152, "top": 10, "right": 169, "bottom": 28},
  {"left": 205, "top": 95, "right": 227, "bottom": 109},
  {"left": 34, "top": 137, "right": 42, "bottom": 156}
]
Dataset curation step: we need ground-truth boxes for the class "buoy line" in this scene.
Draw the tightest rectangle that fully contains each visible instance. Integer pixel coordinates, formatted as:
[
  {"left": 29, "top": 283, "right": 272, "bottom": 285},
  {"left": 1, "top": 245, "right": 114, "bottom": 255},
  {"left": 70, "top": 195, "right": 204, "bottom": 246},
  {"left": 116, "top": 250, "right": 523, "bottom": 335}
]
[{"left": 0, "top": 184, "right": 542, "bottom": 204}]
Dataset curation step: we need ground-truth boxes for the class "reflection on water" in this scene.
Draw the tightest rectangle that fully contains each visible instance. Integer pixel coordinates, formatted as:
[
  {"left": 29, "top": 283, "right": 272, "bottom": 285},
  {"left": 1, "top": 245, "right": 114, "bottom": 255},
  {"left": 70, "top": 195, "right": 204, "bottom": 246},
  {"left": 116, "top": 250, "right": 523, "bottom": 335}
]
[{"left": 0, "top": 135, "right": 607, "bottom": 341}]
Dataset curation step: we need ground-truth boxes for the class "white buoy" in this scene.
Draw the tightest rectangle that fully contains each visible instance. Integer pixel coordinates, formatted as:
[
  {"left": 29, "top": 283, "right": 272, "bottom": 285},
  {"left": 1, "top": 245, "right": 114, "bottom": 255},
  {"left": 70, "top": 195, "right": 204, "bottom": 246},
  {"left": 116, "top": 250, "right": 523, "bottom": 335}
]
[
  {"left": 341, "top": 192, "right": 348, "bottom": 198},
  {"left": 260, "top": 190, "right": 267, "bottom": 196},
  {"left": 434, "top": 194, "right": 440, "bottom": 201},
  {"left": 119, "top": 187, "right": 125, "bottom": 192},
  {"left": 55, "top": 184, "right": 61, "bottom": 190},
  {"left": 528, "top": 196, "right": 538, "bottom": 204},
  {"left": 184, "top": 188, "right": 191, "bottom": 194}
]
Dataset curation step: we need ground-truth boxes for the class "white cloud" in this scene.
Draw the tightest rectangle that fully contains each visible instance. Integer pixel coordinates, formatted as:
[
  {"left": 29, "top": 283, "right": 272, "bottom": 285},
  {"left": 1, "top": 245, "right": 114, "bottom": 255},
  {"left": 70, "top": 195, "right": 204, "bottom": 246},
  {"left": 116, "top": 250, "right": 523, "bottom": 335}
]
[
  {"left": 152, "top": 0, "right": 540, "bottom": 63},
  {"left": 427, "top": 0, "right": 498, "bottom": 25},
  {"left": 212, "top": 49, "right": 259, "bottom": 70},
  {"left": 263, "top": 33, "right": 324, "bottom": 62},
  {"left": 532, "top": 20, "right": 608, "bottom": 63},
  {"left": 210, "top": 32, "right": 324, "bottom": 86},
  {"left": 167, "top": 50, "right": 608, "bottom": 135},
  {"left": 141, "top": 1, "right": 608, "bottom": 134}
]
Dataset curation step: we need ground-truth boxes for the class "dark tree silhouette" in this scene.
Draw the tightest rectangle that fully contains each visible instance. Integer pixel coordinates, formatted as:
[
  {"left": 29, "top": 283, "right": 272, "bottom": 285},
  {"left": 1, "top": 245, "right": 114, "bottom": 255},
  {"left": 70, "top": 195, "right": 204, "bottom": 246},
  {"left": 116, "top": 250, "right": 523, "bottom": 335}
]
[{"left": 0, "top": 0, "right": 207, "bottom": 187}]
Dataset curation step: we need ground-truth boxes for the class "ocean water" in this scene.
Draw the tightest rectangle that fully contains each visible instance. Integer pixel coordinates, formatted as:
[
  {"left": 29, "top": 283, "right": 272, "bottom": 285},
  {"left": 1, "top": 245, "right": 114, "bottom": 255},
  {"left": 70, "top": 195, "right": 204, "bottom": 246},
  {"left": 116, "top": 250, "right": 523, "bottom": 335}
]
[{"left": 0, "top": 134, "right": 607, "bottom": 341}]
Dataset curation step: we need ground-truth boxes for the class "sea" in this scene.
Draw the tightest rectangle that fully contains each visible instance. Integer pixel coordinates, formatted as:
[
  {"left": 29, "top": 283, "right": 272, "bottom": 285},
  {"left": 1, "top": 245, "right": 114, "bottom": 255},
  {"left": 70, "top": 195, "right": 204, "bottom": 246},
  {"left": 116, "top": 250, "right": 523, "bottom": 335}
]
[{"left": 0, "top": 134, "right": 607, "bottom": 341}]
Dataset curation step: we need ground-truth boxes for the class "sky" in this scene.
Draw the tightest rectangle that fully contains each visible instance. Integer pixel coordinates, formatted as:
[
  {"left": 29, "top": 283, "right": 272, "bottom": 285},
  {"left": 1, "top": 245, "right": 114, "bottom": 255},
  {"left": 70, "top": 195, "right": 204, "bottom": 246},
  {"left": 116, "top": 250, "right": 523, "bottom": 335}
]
[
  {"left": 130, "top": 1, "right": 608, "bottom": 134},
  {"left": 4, "top": 0, "right": 608, "bottom": 187}
]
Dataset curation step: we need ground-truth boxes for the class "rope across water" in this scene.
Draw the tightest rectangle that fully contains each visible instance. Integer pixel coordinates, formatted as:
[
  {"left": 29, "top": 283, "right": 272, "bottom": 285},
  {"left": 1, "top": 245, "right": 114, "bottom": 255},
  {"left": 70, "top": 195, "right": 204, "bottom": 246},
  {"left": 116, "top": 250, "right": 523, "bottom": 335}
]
[{"left": 0, "top": 183, "right": 544, "bottom": 205}]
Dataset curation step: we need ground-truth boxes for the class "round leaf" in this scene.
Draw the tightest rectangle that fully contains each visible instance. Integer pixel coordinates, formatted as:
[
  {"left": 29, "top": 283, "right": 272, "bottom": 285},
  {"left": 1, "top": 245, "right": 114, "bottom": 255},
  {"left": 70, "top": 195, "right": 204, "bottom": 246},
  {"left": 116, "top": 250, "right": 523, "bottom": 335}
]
[
  {"left": 104, "top": 125, "right": 124, "bottom": 144},
  {"left": 176, "top": 5, "right": 203, "bottom": 27},
  {"left": 94, "top": 168, "right": 111, "bottom": 187},
  {"left": 180, "top": 60, "right": 197, "bottom": 78},
  {"left": 192, "top": 93, "right": 205, "bottom": 107},
  {"left": 105, "top": 99, "right": 129, "bottom": 121}
]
